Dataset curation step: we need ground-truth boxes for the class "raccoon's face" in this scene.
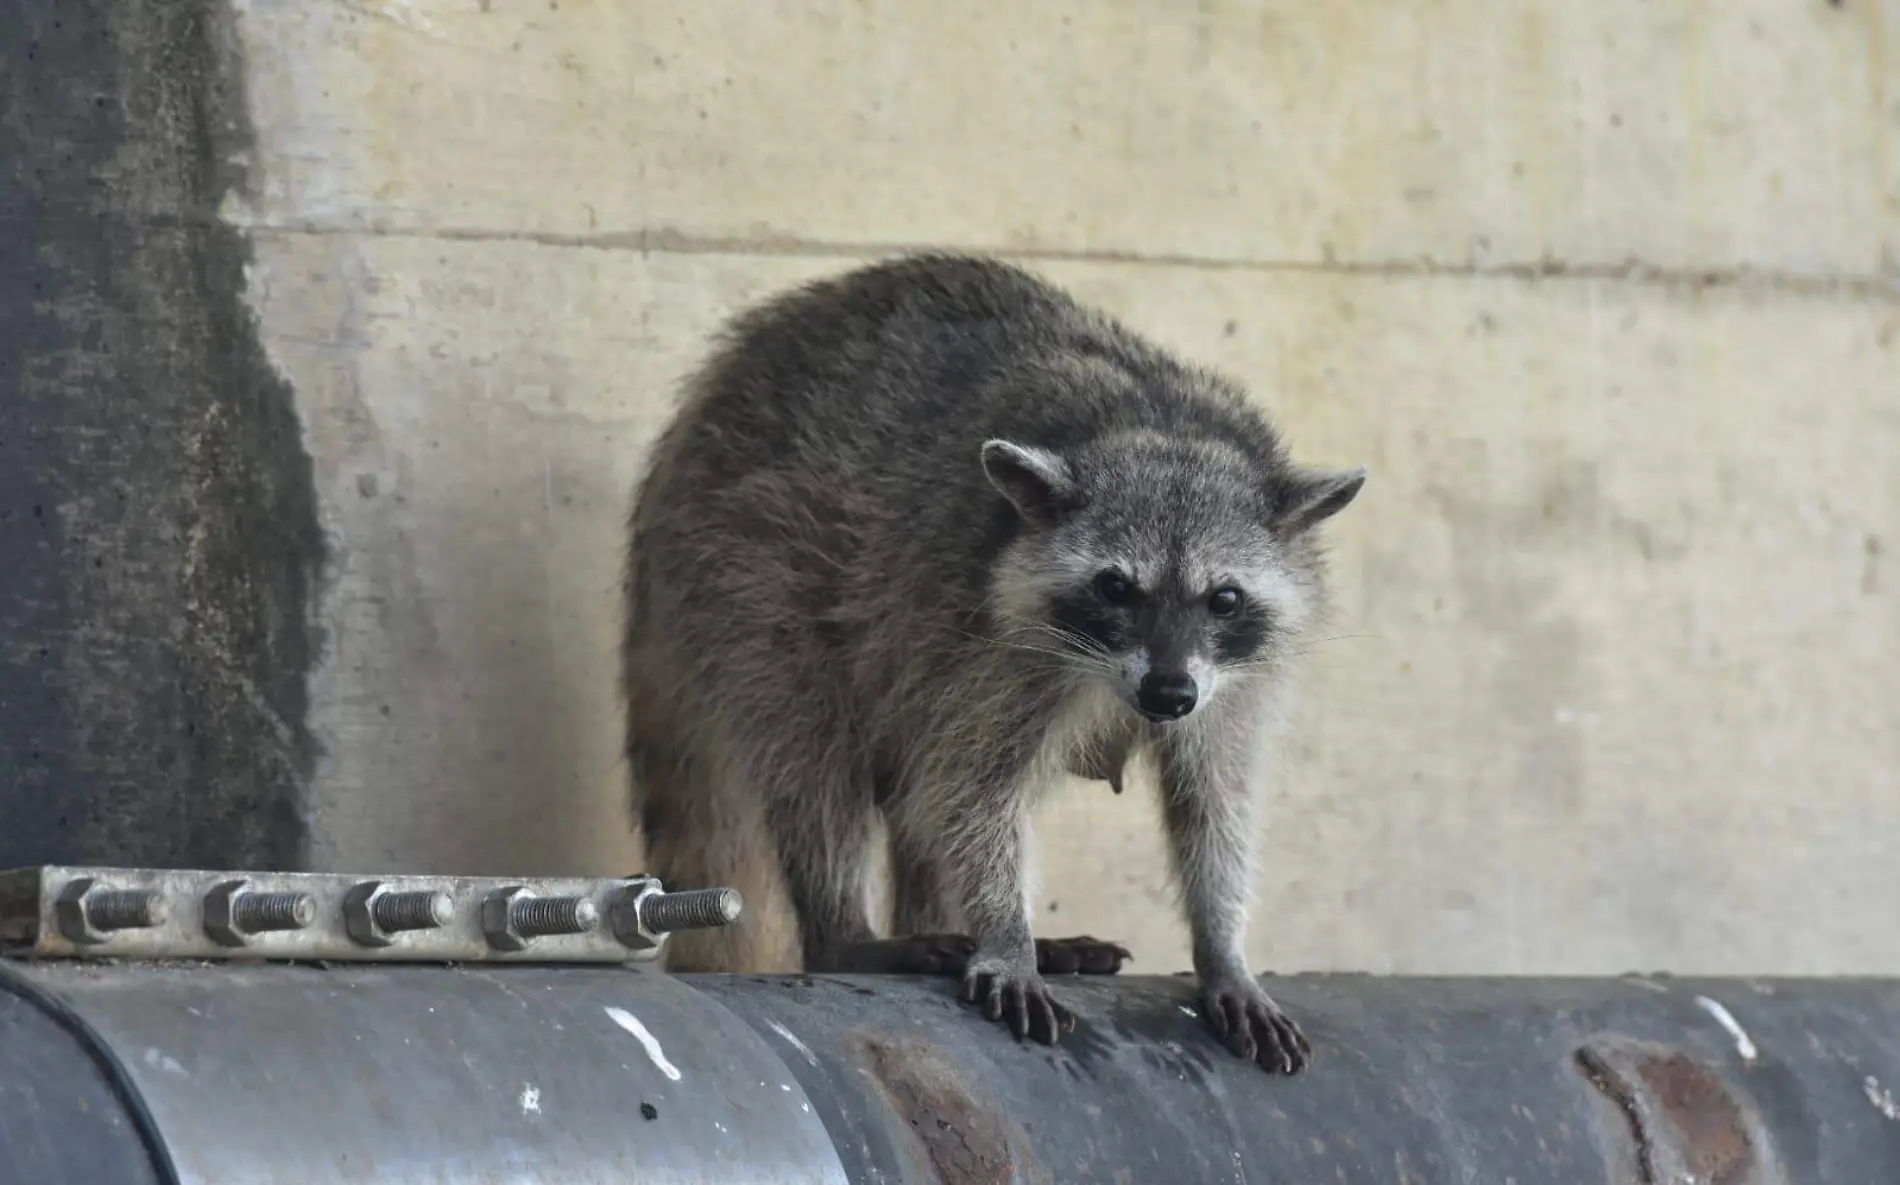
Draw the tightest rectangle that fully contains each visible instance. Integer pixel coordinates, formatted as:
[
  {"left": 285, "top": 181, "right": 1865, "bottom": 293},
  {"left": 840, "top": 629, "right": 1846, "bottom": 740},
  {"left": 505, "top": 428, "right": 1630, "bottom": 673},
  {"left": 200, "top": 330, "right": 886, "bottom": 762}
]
[{"left": 982, "top": 432, "right": 1362, "bottom": 723}]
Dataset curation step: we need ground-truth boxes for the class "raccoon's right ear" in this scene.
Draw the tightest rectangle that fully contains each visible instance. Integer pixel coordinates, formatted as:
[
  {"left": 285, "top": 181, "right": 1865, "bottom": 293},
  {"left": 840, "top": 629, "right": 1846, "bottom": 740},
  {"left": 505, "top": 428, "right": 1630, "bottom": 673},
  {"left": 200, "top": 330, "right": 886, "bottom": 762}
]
[
  {"left": 981, "top": 440, "right": 1076, "bottom": 526},
  {"left": 1269, "top": 466, "right": 1367, "bottom": 536}
]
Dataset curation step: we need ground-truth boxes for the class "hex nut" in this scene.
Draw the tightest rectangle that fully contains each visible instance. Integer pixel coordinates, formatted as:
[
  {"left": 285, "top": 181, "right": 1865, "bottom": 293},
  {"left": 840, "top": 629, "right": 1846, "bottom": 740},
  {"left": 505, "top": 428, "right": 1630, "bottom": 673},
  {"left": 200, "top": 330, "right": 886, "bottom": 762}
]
[
  {"left": 610, "top": 881, "right": 662, "bottom": 952},
  {"left": 55, "top": 877, "right": 169, "bottom": 945},
  {"left": 344, "top": 881, "right": 393, "bottom": 947},
  {"left": 483, "top": 886, "right": 533, "bottom": 951},
  {"left": 55, "top": 878, "right": 105, "bottom": 945},
  {"left": 203, "top": 879, "right": 253, "bottom": 947}
]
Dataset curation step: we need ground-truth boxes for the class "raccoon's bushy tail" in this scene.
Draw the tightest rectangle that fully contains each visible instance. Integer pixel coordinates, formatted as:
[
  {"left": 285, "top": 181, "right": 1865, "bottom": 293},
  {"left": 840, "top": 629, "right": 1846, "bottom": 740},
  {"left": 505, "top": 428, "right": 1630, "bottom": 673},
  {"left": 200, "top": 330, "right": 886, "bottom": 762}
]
[
  {"left": 627, "top": 728, "right": 800, "bottom": 973},
  {"left": 623, "top": 417, "right": 799, "bottom": 972}
]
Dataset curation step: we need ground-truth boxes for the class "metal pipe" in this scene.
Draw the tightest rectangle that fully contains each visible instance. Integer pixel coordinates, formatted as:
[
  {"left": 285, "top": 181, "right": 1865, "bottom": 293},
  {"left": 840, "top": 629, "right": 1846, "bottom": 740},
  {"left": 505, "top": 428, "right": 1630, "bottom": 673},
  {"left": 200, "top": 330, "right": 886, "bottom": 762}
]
[{"left": 5, "top": 958, "right": 1898, "bottom": 1184}]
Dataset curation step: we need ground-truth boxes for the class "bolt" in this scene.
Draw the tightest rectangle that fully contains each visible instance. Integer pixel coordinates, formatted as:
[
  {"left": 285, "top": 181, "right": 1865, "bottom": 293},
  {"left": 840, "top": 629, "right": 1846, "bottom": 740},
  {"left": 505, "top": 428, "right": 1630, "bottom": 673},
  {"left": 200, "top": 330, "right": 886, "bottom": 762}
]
[
  {"left": 482, "top": 887, "right": 598, "bottom": 951},
  {"left": 345, "top": 881, "right": 454, "bottom": 947},
  {"left": 611, "top": 881, "right": 743, "bottom": 951},
  {"left": 88, "top": 890, "right": 167, "bottom": 930},
  {"left": 642, "top": 888, "right": 743, "bottom": 934},
  {"left": 236, "top": 892, "right": 316, "bottom": 931},
  {"left": 56, "top": 879, "right": 168, "bottom": 945},
  {"left": 203, "top": 879, "right": 316, "bottom": 947},
  {"left": 376, "top": 889, "right": 454, "bottom": 931},
  {"left": 513, "top": 896, "right": 597, "bottom": 936}
]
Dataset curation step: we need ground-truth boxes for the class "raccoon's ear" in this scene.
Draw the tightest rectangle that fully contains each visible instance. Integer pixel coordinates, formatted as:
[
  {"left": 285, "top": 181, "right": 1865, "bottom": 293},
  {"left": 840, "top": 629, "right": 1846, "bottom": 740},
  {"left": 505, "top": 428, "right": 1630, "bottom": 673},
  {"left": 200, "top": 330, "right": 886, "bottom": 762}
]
[
  {"left": 1270, "top": 466, "right": 1366, "bottom": 535},
  {"left": 981, "top": 440, "right": 1076, "bottom": 526}
]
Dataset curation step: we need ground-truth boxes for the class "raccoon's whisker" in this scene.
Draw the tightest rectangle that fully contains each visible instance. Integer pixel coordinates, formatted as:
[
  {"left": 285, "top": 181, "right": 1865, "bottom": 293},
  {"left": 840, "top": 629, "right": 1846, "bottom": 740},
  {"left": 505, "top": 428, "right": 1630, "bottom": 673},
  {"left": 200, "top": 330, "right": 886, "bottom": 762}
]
[
  {"left": 990, "top": 658, "right": 1093, "bottom": 678},
  {"left": 1214, "top": 632, "right": 1388, "bottom": 676},
  {"left": 1041, "top": 632, "right": 1112, "bottom": 660},
  {"left": 925, "top": 625, "right": 1116, "bottom": 676},
  {"left": 1006, "top": 622, "right": 1113, "bottom": 660},
  {"left": 1302, "top": 632, "right": 1385, "bottom": 648},
  {"left": 995, "top": 641, "right": 1100, "bottom": 665},
  {"left": 1217, "top": 657, "right": 1292, "bottom": 676},
  {"left": 1003, "top": 634, "right": 1109, "bottom": 660},
  {"left": 937, "top": 620, "right": 1113, "bottom": 665},
  {"left": 927, "top": 622, "right": 1016, "bottom": 649},
  {"left": 1013, "top": 651, "right": 1119, "bottom": 677}
]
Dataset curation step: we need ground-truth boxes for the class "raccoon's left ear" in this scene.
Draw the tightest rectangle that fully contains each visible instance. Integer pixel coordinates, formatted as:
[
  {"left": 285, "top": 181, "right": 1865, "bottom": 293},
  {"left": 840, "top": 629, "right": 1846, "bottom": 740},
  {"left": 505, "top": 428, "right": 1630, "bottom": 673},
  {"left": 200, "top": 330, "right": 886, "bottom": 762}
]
[
  {"left": 1270, "top": 466, "right": 1366, "bottom": 536},
  {"left": 981, "top": 440, "right": 1076, "bottom": 526}
]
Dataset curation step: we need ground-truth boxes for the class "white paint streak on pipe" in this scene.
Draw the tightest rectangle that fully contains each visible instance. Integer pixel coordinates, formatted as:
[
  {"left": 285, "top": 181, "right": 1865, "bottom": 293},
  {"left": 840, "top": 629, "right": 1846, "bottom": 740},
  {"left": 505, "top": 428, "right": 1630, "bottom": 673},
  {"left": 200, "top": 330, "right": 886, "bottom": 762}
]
[{"left": 605, "top": 1006, "right": 682, "bottom": 1081}]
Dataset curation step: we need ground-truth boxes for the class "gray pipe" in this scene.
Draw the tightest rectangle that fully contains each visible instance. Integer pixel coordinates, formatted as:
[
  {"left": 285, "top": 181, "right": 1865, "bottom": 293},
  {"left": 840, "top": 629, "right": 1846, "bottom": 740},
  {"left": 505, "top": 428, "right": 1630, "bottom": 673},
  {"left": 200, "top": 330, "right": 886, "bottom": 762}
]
[{"left": 4, "top": 958, "right": 1898, "bottom": 1184}]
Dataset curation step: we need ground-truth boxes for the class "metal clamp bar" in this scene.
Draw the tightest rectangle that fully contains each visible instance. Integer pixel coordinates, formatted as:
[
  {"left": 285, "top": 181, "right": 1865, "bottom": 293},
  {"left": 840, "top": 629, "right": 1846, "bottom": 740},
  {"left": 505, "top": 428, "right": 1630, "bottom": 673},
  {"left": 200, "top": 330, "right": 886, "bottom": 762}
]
[{"left": 0, "top": 866, "right": 742, "bottom": 964}]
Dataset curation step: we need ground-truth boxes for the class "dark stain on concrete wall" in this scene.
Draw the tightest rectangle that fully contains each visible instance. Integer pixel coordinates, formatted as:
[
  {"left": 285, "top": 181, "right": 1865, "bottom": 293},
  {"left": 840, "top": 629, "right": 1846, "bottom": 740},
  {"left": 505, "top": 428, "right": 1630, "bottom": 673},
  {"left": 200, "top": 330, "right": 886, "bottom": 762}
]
[{"left": 0, "top": 0, "right": 324, "bottom": 868}]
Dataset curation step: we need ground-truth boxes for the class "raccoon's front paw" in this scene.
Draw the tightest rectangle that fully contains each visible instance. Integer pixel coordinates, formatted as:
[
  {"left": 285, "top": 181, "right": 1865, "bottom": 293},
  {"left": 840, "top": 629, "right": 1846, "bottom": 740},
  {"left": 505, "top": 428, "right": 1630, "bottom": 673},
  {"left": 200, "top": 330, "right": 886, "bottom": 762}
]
[
  {"left": 1036, "top": 935, "right": 1133, "bottom": 975},
  {"left": 1201, "top": 976, "right": 1311, "bottom": 1075},
  {"left": 959, "top": 956, "right": 1074, "bottom": 1045}
]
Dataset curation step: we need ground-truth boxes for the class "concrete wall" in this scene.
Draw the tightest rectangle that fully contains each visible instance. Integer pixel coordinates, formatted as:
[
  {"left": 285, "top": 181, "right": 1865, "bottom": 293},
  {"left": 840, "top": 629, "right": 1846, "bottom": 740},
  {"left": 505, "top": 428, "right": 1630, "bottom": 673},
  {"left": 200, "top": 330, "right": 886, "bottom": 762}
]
[{"left": 227, "top": 1, "right": 1898, "bottom": 974}]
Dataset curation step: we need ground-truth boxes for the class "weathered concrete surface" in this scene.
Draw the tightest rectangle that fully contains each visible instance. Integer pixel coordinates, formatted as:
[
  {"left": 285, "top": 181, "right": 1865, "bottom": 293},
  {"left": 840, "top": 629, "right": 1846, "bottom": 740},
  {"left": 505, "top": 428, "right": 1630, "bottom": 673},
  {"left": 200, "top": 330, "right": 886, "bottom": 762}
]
[
  {"left": 0, "top": 0, "right": 324, "bottom": 868},
  {"left": 240, "top": 231, "right": 685, "bottom": 874},
  {"left": 227, "top": 0, "right": 1895, "bottom": 277},
  {"left": 20, "top": 0, "right": 1883, "bottom": 973}
]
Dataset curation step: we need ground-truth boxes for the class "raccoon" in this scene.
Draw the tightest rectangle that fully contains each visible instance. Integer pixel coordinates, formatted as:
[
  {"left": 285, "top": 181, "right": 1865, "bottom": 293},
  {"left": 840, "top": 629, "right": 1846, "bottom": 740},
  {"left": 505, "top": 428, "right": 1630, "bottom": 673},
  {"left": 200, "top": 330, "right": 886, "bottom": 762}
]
[{"left": 623, "top": 254, "right": 1362, "bottom": 1074}]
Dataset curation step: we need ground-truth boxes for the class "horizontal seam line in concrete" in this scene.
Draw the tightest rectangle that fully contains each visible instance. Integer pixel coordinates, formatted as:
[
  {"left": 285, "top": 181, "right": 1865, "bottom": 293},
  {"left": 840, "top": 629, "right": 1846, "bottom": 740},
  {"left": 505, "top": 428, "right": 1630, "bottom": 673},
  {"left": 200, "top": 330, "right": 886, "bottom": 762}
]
[{"left": 244, "top": 221, "right": 1900, "bottom": 302}]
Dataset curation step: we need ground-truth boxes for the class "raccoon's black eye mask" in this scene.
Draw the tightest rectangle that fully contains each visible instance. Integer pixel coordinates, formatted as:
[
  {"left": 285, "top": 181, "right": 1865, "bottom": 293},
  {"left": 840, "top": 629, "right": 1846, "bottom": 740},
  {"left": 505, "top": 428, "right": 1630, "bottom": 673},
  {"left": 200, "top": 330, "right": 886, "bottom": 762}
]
[
  {"left": 1094, "top": 570, "right": 1135, "bottom": 605},
  {"left": 1091, "top": 569, "right": 1246, "bottom": 620}
]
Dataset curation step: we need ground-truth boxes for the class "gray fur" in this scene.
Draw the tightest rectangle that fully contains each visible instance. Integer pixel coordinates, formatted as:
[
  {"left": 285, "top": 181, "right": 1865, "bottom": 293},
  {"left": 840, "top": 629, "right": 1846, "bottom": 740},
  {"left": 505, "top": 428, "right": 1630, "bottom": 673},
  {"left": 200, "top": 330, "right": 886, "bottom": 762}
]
[{"left": 623, "top": 254, "right": 1362, "bottom": 1066}]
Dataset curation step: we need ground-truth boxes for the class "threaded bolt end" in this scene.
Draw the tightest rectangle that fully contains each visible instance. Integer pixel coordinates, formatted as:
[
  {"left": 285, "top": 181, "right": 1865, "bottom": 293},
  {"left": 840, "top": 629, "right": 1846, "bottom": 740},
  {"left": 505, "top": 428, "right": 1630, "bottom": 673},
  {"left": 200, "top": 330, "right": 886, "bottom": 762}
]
[
  {"left": 640, "top": 888, "right": 742, "bottom": 934},
  {"left": 373, "top": 890, "right": 453, "bottom": 933},
  {"left": 233, "top": 891, "right": 316, "bottom": 933},
  {"left": 87, "top": 889, "right": 168, "bottom": 932},
  {"left": 512, "top": 895, "right": 598, "bottom": 938}
]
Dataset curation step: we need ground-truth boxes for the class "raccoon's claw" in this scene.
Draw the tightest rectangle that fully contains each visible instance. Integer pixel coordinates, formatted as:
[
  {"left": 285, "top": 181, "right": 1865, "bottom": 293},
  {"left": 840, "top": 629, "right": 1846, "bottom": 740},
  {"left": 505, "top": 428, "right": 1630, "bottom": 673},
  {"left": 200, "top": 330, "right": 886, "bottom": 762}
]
[
  {"left": 1036, "top": 935, "right": 1133, "bottom": 976},
  {"left": 1202, "top": 978, "right": 1311, "bottom": 1075},
  {"left": 960, "top": 961, "right": 1075, "bottom": 1045}
]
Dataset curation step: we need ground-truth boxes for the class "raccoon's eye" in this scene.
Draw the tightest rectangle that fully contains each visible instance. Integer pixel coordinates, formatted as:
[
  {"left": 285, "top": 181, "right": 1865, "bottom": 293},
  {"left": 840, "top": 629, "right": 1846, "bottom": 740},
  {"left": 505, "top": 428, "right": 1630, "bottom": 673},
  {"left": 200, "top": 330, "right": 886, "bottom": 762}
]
[
  {"left": 1093, "top": 571, "right": 1135, "bottom": 606},
  {"left": 1208, "top": 587, "right": 1244, "bottom": 617}
]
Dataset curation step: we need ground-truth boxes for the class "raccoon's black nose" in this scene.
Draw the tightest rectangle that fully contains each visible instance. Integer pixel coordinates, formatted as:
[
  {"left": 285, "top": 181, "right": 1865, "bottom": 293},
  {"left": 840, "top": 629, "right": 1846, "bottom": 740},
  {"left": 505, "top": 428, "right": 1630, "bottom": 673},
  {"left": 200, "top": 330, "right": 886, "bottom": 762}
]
[{"left": 1137, "top": 673, "right": 1198, "bottom": 720}]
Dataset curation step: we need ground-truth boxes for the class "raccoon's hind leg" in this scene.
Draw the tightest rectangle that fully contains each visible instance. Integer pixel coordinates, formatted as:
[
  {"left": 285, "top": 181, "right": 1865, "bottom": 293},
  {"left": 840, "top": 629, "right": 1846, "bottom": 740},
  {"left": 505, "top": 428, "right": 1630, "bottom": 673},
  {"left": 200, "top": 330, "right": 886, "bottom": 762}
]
[
  {"left": 1034, "top": 936, "right": 1134, "bottom": 976},
  {"left": 772, "top": 762, "right": 980, "bottom": 977},
  {"left": 806, "top": 804, "right": 974, "bottom": 975},
  {"left": 868, "top": 754, "right": 1085, "bottom": 1043},
  {"left": 881, "top": 803, "right": 1130, "bottom": 978},
  {"left": 886, "top": 796, "right": 961, "bottom": 935},
  {"left": 711, "top": 729, "right": 888, "bottom": 974}
]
